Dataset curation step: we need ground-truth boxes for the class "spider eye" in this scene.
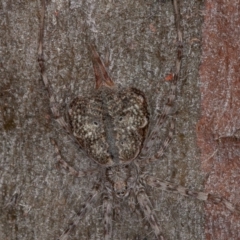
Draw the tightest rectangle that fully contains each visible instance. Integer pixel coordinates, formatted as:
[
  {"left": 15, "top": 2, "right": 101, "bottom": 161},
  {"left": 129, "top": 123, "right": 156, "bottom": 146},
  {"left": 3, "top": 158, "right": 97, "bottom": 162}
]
[
  {"left": 115, "top": 185, "right": 129, "bottom": 198},
  {"left": 93, "top": 121, "right": 99, "bottom": 126},
  {"left": 117, "top": 190, "right": 125, "bottom": 197},
  {"left": 119, "top": 116, "right": 123, "bottom": 121}
]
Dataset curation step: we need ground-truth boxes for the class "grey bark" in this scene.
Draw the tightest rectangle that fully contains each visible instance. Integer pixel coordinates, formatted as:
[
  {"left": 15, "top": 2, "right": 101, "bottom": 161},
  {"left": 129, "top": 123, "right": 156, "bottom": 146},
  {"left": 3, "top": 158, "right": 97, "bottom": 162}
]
[{"left": 0, "top": 1, "right": 204, "bottom": 239}]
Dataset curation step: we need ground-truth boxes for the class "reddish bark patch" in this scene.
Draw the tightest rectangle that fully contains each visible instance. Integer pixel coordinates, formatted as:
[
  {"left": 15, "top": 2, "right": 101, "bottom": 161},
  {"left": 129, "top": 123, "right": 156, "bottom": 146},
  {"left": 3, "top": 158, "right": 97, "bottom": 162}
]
[{"left": 197, "top": 0, "right": 240, "bottom": 239}]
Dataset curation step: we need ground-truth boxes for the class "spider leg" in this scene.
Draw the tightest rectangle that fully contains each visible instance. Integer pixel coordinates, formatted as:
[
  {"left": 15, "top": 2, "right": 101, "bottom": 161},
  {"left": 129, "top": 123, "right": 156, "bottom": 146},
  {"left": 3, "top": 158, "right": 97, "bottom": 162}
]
[
  {"left": 142, "top": 175, "right": 240, "bottom": 214},
  {"left": 58, "top": 181, "right": 101, "bottom": 240},
  {"left": 135, "top": 184, "right": 165, "bottom": 240},
  {"left": 128, "top": 189, "right": 137, "bottom": 212},
  {"left": 139, "top": 81, "right": 177, "bottom": 161},
  {"left": 128, "top": 188, "right": 145, "bottom": 223},
  {"left": 51, "top": 138, "right": 98, "bottom": 178},
  {"left": 139, "top": 118, "right": 174, "bottom": 166},
  {"left": 38, "top": 0, "right": 70, "bottom": 134},
  {"left": 139, "top": 0, "right": 183, "bottom": 163},
  {"left": 102, "top": 191, "right": 113, "bottom": 240}
]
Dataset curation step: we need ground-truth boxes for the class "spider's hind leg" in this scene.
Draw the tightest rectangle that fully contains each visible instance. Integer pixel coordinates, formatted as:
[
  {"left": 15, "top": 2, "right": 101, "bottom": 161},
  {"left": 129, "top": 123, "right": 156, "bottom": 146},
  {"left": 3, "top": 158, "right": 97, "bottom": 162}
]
[
  {"left": 38, "top": 0, "right": 70, "bottom": 134},
  {"left": 141, "top": 118, "right": 175, "bottom": 166},
  {"left": 50, "top": 139, "right": 98, "bottom": 178},
  {"left": 138, "top": 0, "right": 183, "bottom": 165}
]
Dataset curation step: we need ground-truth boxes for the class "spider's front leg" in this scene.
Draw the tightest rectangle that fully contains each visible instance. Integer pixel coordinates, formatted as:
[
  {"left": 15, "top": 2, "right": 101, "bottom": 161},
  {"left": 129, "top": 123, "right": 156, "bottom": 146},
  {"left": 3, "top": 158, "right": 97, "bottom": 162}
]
[
  {"left": 102, "top": 190, "right": 113, "bottom": 240},
  {"left": 142, "top": 174, "right": 240, "bottom": 215},
  {"left": 135, "top": 184, "right": 165, "bottom": 240},
  {"left": 58, "top": 180, "right": 102, "bottom": 240}
]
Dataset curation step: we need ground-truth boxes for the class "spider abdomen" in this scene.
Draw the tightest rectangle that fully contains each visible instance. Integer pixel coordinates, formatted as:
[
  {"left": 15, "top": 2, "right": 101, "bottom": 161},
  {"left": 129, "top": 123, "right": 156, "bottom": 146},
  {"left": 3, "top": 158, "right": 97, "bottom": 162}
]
[{"left": 68, "top": 87, "right": 149, "bottom": 166}]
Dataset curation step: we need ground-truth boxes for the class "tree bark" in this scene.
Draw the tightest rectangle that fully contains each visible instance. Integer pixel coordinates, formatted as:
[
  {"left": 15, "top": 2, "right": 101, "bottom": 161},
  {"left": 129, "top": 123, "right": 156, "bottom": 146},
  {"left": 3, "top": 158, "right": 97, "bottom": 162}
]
[{"left": 1, "top": 1, "right": 238, "bottom": 240}]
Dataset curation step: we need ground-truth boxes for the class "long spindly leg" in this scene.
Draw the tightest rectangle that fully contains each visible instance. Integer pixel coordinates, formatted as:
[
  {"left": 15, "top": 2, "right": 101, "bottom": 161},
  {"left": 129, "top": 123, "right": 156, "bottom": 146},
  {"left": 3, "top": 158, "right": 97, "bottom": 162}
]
[
  {"left": 135, "top": 185, "right": 165, "bottom": 240},
  {"left": 142, "top": 175, "right": 240, "bottom": 215},
  {"left": 38, "top": 0, "right": 70, "bottom": 133},
  {"left": 139, "top": 80, "right": 177, "bottom": 161},
  {"left": 58, "top": 181, "right": 101, "bottom": 240},
  {"left": 51, "top": 139, "right": 98, "bottom": 178},
  {"left": 128, "top": 189, "right": 145, "bottom": 222},
  {"left": 139, "top": 0, "right": 183, "bottom": 161},
  {"left": 139, "top": 118, "right": 175, "bottom": 166},
  {"left": 102, "top": 191, "right": 113, "bottom": 240}
]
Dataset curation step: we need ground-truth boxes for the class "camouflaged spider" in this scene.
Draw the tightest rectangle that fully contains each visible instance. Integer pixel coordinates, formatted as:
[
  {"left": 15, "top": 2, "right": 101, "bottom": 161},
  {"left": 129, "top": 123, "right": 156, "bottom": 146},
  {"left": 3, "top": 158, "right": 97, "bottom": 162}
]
[{"left": 38, "top": 0, "right": 239, "bottom": 239}]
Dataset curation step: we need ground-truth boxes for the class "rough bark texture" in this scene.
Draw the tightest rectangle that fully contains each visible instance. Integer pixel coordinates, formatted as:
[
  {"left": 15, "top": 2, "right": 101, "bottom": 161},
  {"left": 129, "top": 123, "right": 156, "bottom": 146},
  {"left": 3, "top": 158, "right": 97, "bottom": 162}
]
[
  {"left": 1, "top": 0, "right": 238, "bottom": 240},
  {"left": 198, "top": 0, "right": 240, "bottom": 239}
]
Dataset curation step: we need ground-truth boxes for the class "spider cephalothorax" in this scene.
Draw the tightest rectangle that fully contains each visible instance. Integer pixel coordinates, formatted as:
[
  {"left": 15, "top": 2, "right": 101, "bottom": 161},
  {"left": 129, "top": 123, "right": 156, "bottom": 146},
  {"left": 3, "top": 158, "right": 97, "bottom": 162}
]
[{"left": 105, "top": 164, "right": 138, "bottom": 198}]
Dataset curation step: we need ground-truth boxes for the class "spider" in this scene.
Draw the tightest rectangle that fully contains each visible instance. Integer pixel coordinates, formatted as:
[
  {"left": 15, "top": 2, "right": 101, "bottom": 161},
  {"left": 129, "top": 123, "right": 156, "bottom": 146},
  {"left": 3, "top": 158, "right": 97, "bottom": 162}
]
[{"left": 38, "top": 0, "right": 239, "bottom": 239}]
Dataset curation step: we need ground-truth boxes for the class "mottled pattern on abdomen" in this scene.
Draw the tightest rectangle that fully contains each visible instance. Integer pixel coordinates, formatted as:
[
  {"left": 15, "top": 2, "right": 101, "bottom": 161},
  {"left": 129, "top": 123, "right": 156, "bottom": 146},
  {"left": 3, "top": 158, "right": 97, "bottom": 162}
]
[{"left": 68, "top": 87, "right": 149, "bottom": 166}]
